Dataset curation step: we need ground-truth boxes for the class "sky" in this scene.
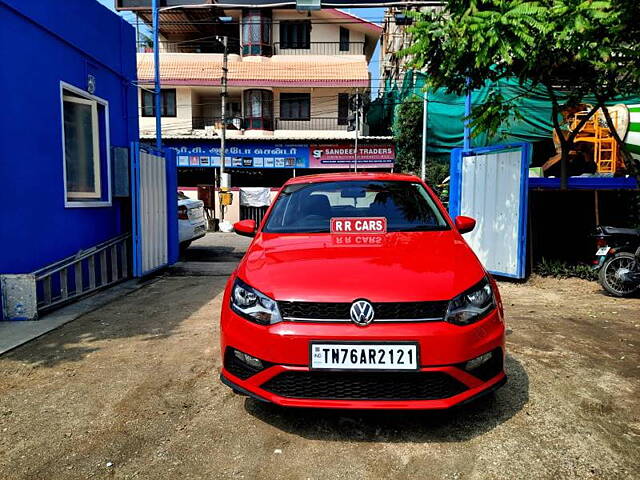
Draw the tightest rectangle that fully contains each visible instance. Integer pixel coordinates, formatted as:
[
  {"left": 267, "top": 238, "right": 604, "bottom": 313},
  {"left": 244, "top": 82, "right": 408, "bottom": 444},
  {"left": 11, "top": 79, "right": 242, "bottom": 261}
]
[{"left": 97, "top": 0, "right": 384, "bottom": 96}]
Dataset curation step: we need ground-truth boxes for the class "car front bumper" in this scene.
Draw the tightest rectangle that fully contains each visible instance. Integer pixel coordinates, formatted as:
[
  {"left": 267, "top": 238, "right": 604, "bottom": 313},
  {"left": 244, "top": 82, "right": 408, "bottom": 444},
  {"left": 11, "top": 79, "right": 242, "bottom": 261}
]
[{"left": 220, "top": 305, "right": 506, "bottom": 410}]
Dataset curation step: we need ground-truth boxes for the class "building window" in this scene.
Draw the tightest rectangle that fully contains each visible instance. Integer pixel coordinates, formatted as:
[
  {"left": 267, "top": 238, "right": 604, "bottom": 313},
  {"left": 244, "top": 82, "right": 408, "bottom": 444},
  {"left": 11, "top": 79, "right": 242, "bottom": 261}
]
[
  {"left": 61, "top": 83, "right": 110, "bottom": 206},
  {"left": 338, "top": 93, "right": 349, "bottom": 125},
  {"left": 279, "top": 21, "right": 311, "bottom": 49},
  {"left": 280, "top": 93, "right": 310, "bottom": 120},
  {"left": 339, "top": 27, "right": 350, "bottom": 52},
  {"left": 244, "top": 89, "right": 273, "bottom": 130},
  {"left": 141, "top": 89, "right": 176, "bottom": 117},
  {"left": 242, "top": 9, "right": 272, "bottom": 56}
]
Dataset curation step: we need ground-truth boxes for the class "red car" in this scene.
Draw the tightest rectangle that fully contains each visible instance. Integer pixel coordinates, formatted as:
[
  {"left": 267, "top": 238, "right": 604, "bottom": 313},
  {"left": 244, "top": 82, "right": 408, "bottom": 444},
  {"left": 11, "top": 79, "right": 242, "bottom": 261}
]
[{"left": 220, "top": 172, "right": 506, "bottom": 410}]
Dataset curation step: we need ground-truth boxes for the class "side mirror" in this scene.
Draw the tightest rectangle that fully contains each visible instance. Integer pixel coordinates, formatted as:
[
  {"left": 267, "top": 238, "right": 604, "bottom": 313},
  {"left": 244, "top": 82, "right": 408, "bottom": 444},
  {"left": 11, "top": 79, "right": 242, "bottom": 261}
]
[
  {"left": 234, "top": 219, "right": 256, "bottom": 237},
  {"left": 455, "top": 215, "right": 476, "bottom": 234}
]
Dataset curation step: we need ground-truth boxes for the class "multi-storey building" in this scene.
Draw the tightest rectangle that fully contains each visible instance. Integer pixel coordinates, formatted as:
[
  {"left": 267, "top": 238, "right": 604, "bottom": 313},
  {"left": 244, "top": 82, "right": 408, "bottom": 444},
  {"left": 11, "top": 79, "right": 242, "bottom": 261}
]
[
  {"left": 380, "top": 6, "right": 443, "bottom": 87},
  {"left": 116, "top": 2, "right": 396, "bottom": 188}
]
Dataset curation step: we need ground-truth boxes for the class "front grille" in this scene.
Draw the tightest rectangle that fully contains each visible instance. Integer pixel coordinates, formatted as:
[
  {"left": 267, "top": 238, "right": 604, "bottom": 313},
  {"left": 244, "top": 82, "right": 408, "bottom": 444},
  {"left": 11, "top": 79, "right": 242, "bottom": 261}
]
[
  {"left": 261, "top": 371, "right": 467, "bottom": 400},
  {"left": 278, "top": 300, "right": 448, "bottom": 321}
]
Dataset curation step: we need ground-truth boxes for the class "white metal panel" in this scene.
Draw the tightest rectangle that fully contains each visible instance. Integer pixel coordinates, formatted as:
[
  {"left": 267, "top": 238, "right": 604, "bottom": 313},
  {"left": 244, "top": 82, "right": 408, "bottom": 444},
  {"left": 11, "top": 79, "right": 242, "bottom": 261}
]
[
  {"left": 460, "top": 150, "right": 522, "bottom": 277},
  {"left": 139, "top": 150, "right": 168, "bottom": 274}
]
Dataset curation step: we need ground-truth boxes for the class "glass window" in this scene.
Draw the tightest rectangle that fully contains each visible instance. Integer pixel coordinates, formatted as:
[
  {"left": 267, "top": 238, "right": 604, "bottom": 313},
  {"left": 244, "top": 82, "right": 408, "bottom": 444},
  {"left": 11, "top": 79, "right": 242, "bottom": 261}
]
[
  {"left": 280, "top": 21, "right": 311, "bottom": 49},
  {"left": 243, "top": 89, "right": 273, "bottom": 130},
  {"left": 280, "top": 93, "right": 310, "bottom": 120},
  {"left": 242, "top": 9, "right": 272, "bottom": 56},
  {"left": 141, "top": 89, "right": 176, "bottom": 117},
  {"left": 264, "top": 181, "right": 449, "bottom": 233},
  {"left": 63, "top": 94, "right": 101, "bottom": 200},
  {"left": 338, "top": 93, "right": 349, "bottom": 125},
  {"left": 339, "top": 27, "right": 350, "bottom": 52}
]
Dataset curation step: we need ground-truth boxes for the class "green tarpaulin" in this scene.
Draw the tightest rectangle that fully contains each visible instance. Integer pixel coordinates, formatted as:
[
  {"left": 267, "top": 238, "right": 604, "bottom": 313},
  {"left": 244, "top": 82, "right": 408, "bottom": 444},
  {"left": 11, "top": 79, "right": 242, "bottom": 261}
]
[{"left": 367, "top": 71, "right": 640, "bottom": 156}]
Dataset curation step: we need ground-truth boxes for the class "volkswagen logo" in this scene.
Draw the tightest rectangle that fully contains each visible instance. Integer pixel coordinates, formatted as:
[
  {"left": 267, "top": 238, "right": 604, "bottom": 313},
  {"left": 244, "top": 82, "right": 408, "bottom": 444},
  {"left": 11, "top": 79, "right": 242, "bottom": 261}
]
[{"left": 350, "top": 300, "right": 375, "bottom": 326}]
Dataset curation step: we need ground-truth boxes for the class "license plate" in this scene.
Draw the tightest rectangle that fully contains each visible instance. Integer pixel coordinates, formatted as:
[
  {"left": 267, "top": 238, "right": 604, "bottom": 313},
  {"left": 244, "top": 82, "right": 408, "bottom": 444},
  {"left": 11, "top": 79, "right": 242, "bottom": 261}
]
[
  {"left": 596, "top": 246, "right": 610, "bottom": 256},
  {"left": 310, "top": 343, "right": 418, "bottom": 370}
]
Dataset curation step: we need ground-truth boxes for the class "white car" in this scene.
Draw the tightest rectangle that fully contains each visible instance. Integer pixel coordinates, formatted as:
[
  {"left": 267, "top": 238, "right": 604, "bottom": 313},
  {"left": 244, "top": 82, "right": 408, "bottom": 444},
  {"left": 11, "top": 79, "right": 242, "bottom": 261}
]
[{"left": 178, "top": 192, "right": 207, "bottom": 249}]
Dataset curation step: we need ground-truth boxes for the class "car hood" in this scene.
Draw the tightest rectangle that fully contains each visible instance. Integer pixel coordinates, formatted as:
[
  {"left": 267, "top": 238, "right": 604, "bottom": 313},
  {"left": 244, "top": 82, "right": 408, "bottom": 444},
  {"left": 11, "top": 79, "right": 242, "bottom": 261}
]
[{"left": 236, "top": 231, "right": 486, "bottom": 302}]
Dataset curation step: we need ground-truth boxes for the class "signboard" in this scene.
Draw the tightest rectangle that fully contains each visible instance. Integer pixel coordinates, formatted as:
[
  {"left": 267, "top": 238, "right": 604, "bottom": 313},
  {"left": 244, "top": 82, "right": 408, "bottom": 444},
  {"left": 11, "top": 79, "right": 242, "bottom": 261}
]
[
  {"left": 175, "top": 143, "right": 309, "bottom": 169},
  {"left": 310, "top": 144, "right": 395, "bottom": 168},
  {"left": 172, "top": 142, "right": 395, "bottom": 169}
]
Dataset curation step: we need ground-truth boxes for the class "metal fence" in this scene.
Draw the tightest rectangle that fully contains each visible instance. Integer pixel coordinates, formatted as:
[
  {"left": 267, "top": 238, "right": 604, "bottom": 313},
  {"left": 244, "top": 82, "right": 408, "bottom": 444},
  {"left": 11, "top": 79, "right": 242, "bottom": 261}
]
[
  {"left": 240, "top": 206, "right": 269, "bottom": 226},
  {"left": 275, "top": 117, "right": 349, "bottom": 131},
  {"left": 137, "top": 40, "right": 240, "bottom": 55},
  {"left": 34, "top": 234, "right": 130, "bottom": 312},
  {"left": 273, "top": 42, "right": 365, "bottom": 56}
]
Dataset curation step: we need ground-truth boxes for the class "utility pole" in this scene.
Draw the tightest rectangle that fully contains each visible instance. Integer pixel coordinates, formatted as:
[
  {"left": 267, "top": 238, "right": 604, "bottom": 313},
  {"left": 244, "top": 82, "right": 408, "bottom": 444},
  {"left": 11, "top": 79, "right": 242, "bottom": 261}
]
[
  {"left": 353, "top": 89, "right": 360, "bottom": 172},
  {"left": 152, "top": 0, "right": 161, "bottom": 151},
  {"left": 220, "top": 36, "right": 229, "bottom": 189},
  {"left": 217, "top": 35, "right": 230, "bottom": 226},
  {"left": 421, "top": 91, "right": 428, "bottom": 180}
]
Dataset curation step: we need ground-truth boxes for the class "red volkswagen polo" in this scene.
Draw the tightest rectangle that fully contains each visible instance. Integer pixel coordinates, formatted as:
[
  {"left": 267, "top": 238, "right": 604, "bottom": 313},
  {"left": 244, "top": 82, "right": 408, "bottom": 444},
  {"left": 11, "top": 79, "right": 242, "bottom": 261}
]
[{"left": 220, "top": 172, "right": 506, "bottom": 410}]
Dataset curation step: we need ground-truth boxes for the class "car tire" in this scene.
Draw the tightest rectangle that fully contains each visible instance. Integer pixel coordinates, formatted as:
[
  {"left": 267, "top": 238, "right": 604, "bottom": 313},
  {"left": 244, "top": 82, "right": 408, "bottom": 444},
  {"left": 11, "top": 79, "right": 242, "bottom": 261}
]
[{"left": 179, "top": 241, "right": 192, "bottom": 252}]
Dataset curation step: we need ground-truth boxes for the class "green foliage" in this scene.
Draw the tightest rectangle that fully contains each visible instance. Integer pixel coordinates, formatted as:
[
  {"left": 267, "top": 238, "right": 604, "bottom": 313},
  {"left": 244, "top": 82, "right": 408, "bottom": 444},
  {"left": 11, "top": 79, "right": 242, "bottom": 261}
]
[
  {"left": 405, "top": 0, "right": 640, "bottom": 165},
  {"left": 393, "top": 95, "right": 423, "bottom": 174},
  {"left": 393, "top": 95, "right": 450, "bottom": 188},
  {"left": 534, "top": 258, "right": 598, "bottom": 281}
]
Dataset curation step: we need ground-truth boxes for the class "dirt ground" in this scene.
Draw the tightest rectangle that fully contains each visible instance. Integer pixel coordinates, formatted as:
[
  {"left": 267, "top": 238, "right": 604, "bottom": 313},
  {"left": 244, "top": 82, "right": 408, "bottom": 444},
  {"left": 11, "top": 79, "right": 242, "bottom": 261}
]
[{"left": 1, "top": 234, "right": 639, "bottom": 479}]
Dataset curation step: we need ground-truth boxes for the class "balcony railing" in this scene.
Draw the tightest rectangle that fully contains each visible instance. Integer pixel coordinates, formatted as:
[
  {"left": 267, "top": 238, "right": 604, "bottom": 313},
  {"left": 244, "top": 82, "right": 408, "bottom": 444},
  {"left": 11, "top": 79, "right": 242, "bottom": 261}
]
[
  {"left": 275, "top": 117, "right": 349, "bottom": 131},
  {"left": 138, "top": 40, "right": 364, "bottom": 56},
  {"left": 137, "top": 39, "right": 240, "bottom": 54},
  {"left": 273, "top": 42, "right": 365, "bottom": 56},
  {"left": 192, "top": 116, "right": 243, "bottom": 130},
  {"left": 191, "top": 116, "right": 351, "bottom": 131}
]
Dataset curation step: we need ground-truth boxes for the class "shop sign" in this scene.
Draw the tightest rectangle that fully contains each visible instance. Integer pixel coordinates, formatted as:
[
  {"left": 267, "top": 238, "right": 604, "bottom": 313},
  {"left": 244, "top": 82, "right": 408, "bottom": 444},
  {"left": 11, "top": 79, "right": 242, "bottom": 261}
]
[
  {"left": 175, "top": 143, "right": 309, "bottom": 169},
  {"left": 309, "top": 145, "right": 395, "bottom": 168}
]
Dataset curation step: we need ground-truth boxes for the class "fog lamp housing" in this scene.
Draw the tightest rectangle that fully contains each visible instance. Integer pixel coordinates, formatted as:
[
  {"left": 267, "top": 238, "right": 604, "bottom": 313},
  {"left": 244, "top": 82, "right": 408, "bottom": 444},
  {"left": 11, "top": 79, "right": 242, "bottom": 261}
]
[
  {"left": 459, "top": 348, "right": 503, "bottom": 381},
  {"left": 234, "top": 349, "right": 263, "bottom": 369}
]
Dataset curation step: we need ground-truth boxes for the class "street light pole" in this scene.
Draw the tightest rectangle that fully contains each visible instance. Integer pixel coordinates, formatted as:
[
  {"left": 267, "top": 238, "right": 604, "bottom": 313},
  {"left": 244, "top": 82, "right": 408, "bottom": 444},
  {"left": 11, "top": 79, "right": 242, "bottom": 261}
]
[
  {"left": 354, "top": 89, "right": 360, "bottom": 172},
  {"left": 421, "top": 91, "right": 428, "bottom": 180},
  {"left": 152, "top": 0, "right": 161, "bottom": 151}
]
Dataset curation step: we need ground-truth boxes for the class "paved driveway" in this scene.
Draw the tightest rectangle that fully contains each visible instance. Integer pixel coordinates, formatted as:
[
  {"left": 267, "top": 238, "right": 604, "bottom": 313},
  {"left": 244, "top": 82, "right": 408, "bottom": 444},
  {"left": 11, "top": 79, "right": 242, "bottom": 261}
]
[{"left": 0, "top": 234, "right": 638, "bottom": 479}]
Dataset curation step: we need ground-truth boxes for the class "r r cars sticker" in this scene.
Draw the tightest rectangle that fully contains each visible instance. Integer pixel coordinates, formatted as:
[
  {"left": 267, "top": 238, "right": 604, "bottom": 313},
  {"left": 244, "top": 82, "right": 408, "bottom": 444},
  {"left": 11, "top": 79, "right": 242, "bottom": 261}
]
[{"left": 330, "top": 217, "right": 387, "bottom": 234}]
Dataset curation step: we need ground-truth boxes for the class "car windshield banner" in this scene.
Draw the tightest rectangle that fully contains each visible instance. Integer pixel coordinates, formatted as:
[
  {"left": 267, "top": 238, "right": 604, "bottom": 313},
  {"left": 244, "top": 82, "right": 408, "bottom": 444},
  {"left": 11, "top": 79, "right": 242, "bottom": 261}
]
[{"left": 330, "top": 217, "right": 387, "bottom": 234}]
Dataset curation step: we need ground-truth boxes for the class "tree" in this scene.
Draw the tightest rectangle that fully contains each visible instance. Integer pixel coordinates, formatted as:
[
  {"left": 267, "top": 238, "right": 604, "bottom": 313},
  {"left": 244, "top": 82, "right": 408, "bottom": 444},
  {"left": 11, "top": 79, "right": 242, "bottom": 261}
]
[
  {"left": 405, "top": 0, "right": 640, "bottom": 188},
  {"left": 393, "top": 95, "right": 450, "bottom": 189}
]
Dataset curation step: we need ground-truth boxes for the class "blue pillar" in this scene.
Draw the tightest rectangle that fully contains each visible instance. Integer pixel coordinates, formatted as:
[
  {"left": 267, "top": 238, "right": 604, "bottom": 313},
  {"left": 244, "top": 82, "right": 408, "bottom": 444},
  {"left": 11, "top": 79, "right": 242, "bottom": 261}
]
[
  {"left": 152, "top": 0, "right": 162, "bottom": 151},
  {"left": 463, "top": 78, "right": 471, "bottom": 152},
  {"left": 165, "top": 149, "right": 179, "bottom": 265}
]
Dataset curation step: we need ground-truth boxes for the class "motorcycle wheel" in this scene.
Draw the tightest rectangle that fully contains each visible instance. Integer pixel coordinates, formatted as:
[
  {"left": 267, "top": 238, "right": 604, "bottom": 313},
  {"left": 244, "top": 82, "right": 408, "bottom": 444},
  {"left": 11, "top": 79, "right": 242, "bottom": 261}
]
[{"left": 599, "top": 252, "right": 640, "bottom": 297}]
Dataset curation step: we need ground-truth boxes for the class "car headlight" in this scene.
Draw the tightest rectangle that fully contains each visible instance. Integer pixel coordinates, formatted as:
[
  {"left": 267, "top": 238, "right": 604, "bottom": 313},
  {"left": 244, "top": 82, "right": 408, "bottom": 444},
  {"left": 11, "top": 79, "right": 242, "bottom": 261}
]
[
  {"left": 445, "top": 277, "right": 495, "bottom": 326},
  {"left": 230, "top": 278, "right": 282, "bottom": 325}
]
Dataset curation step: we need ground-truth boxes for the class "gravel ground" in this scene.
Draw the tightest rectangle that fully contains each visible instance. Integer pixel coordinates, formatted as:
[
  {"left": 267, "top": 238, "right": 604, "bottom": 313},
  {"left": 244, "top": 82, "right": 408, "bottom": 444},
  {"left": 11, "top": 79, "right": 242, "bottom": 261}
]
[{"left": 0, "top": 234, "right": 638, "bottom": 479}]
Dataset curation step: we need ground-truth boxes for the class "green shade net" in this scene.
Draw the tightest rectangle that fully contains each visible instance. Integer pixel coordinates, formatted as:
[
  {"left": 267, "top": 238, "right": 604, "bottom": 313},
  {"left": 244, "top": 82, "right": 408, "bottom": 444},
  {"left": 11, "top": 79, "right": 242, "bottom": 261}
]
[{"left": 365, "top": 70, "right": 640, "bottom": 155}]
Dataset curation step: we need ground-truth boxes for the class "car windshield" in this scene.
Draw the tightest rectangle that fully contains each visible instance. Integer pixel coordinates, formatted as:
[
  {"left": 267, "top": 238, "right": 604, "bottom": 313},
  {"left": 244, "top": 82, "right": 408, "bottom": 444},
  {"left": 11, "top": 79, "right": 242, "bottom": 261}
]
[{"left": 263, "top": 180, "right": 449, "bottom": 233}]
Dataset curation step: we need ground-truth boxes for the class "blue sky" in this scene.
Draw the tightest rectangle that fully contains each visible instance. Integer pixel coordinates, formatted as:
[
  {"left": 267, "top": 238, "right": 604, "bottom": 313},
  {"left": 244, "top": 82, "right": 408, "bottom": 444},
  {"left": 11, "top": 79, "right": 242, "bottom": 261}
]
[{"left": 97, "top": 1, "right": 384, "bottom": 95}]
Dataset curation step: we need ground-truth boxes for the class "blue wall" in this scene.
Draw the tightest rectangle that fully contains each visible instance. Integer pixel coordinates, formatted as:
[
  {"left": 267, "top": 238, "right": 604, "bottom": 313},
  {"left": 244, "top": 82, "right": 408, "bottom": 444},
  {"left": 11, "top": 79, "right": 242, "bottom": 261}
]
[{"left": 0, "top": 0, "right": 138, "bottom": 275}]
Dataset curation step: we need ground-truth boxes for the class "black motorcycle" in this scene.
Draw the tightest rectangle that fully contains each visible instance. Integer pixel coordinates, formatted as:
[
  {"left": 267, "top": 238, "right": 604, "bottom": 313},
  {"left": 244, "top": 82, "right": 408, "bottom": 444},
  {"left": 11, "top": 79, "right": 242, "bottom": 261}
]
[{"left": 593, "top": 226, "right": 640, "bottom": 297}]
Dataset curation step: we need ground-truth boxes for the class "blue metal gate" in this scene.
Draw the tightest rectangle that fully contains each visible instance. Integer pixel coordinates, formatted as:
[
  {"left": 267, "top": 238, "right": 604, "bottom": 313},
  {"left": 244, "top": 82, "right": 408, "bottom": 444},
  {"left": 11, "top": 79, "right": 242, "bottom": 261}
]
[
  {"left": 449, "top": 143, "right": 531, "bottom": 279},
  {"left": 131, "top": 143, "right": 179, "bottom": 277}
]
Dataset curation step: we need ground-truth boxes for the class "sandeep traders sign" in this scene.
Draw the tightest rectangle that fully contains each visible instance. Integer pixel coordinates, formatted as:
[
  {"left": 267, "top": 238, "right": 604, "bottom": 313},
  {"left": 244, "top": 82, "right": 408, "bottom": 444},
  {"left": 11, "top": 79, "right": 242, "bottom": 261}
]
[{"left": 309, "top": 145, "right": 395, "bottom": 168}]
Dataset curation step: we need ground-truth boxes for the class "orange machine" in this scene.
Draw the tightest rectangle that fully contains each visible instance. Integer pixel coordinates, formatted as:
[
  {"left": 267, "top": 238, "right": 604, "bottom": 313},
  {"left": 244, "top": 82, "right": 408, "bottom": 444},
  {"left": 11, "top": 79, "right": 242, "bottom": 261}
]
[{"left": 543, "top": 106, "right": 627, "bottom": 175}]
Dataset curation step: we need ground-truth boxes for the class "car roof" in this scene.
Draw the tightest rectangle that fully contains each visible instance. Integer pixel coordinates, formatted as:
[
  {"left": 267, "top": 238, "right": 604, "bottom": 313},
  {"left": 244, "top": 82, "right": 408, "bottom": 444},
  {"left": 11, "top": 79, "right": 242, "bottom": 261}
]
[{"left": 284, "top": 172, "right": 422, "bottom": 185}]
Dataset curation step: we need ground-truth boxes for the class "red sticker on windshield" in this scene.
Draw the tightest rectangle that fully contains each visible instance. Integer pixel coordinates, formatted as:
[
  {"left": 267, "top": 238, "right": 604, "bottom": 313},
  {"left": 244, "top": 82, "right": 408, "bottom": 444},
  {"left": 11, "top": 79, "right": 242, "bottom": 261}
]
[{"left": 330, "top": 217, "right": 387, "bottom": 234}]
